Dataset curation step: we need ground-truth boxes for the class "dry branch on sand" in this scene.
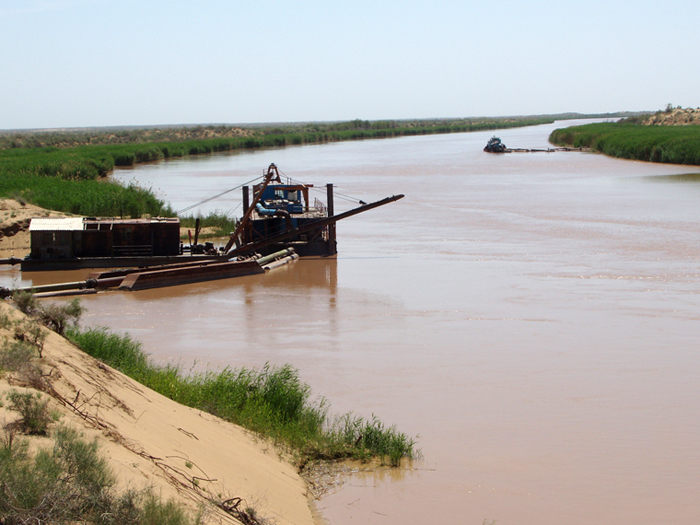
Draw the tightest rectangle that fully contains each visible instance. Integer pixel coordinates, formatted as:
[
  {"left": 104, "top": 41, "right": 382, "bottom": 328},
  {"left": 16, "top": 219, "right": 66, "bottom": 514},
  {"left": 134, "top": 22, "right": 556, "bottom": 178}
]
[{"left": 0, "top": 301, "right": 315, "bottom": 525}]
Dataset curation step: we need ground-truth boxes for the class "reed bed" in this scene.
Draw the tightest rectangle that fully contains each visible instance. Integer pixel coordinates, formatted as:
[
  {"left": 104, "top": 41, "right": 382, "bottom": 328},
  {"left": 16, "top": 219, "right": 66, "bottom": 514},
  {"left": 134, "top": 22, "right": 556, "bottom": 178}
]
[
  {"left": 0, "top": 171, "right": 171, "bottom": 217},
  {"left": 67, "top": 327, "right": 418, "bottom": 467},
  {"left": 549, "top": 122, "right": 700, "bottom": 165},
  {"left": 0, "top": 117, "right": 556, "bottom": 218}
]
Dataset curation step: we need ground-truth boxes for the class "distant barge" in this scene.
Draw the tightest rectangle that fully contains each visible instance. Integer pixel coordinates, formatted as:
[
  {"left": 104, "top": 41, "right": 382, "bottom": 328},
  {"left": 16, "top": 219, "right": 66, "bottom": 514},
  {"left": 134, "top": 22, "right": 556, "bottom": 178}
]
[
  {"left": 484, "top": 136, "right": 507, "bottom": 153},
  {"left": 484, "top": 136, "right": 589, "bottom": 154}
]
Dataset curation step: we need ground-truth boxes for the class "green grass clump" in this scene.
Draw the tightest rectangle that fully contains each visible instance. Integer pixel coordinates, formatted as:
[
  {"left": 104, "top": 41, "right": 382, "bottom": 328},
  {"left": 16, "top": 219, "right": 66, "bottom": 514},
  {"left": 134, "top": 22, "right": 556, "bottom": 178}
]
[
  {"left": 0, "top": 425, "right": 197, "bottom": 524},
  {"left": 179, "top": 211, "right": 238, "bottom": 238},
  {"left": 550, "top": 121, "right": 700, "bottom": 165},
  {"left": 67, "top": 327, "right": 418, "bottom": 466}
]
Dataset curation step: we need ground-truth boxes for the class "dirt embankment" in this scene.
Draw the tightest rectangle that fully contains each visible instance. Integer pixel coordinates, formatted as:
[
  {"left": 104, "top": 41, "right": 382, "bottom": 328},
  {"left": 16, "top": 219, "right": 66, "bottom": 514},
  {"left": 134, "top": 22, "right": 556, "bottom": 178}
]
[
  {"left": 0, "top": 199, "right": 75, "bottom": 259},
  {"left": 0, "top": 198, "right": 317, "bottom": 524},
  {"left": 0, "top": 301, "right": 316, "bottom": 524},
  {"left": 644, "top": 107, "right": 700, "bottom": 126},
  {"left": 0, "top": 199, "right": 226, "bottom": 256}
]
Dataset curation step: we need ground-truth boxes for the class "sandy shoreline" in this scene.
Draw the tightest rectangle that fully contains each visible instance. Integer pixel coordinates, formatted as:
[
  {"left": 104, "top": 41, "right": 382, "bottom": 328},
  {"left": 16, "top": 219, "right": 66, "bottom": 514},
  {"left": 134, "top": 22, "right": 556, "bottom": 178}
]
[
  {"left": 0, "top": 198, "right": 318, "bottom": 524},
  {"left": 0, "top": 199, "right": 65, "bottom": 259},
  {"left": 0, "top": 300, "right": 317, "bottom": 524}
]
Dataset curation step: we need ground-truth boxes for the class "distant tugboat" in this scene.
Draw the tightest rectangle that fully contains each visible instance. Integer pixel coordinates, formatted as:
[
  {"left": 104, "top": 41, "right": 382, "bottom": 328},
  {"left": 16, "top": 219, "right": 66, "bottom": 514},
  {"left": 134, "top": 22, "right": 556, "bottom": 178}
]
[{"left": 484, "top": 136, "right": 507, "bottom": 153}]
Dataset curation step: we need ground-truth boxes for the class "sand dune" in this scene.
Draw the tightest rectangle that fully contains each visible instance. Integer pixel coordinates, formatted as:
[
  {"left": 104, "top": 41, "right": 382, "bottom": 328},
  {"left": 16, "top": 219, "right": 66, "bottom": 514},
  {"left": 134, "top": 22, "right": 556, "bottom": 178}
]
[{"left": 0, "top": 301, "right": 316, "bottom": 525}]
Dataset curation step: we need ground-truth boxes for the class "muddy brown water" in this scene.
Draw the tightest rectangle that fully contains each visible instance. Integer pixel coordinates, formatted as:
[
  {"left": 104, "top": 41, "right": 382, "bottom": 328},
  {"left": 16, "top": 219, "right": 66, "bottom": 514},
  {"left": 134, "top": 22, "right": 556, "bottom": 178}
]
[{"left": 4, "top": 120, "right": 700, "bottom": 524}]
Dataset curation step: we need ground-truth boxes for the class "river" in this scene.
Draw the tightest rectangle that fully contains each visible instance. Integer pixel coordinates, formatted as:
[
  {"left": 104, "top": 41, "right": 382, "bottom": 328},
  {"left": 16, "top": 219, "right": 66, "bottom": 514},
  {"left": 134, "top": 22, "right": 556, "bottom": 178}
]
[{"left": 5, "top": 120, "right": 700, "bottom": 524}]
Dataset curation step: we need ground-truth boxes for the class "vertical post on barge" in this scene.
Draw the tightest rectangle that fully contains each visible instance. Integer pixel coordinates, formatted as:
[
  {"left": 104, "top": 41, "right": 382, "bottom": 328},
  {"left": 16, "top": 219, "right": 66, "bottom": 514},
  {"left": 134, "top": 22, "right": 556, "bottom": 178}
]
[
  {"left": 225, "top": 164, "right": 280, "bottom": 254},
  {"left": 242, "top": 186, "right": 250, "bottom": 215},
  {"left": 326, "top": 183, "right": 337, "bottom": 256}
]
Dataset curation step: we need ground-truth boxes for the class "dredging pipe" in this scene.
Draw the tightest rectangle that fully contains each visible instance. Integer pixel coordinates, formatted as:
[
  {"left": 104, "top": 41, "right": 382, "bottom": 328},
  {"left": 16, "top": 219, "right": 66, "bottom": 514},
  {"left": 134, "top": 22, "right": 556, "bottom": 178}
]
[
  {"left": 254, "top": 248, "right": 295, "bottom": 266},
  {"left": 0, "top": 279, "right": 98, "bottom": 299},
  {"left": 262, "top": 253, "right": 299, "bottom": 270}
]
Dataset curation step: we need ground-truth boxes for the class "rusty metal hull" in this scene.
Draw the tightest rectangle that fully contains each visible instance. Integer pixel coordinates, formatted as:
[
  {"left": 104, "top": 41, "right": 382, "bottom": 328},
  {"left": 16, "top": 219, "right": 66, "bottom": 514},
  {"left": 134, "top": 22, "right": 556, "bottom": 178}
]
[
  {"left": 20, "top": 254, "right": 227, "bottom": 272},
  {"left": 118, "top": 259, "right": 264, "bottom": 291}
]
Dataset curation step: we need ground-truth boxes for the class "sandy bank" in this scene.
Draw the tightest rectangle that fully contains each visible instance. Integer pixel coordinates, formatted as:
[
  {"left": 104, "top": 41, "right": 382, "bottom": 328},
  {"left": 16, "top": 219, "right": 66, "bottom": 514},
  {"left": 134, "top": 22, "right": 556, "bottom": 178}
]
[
  {"left": 0, "top": 301, "right": 316, "bottom": 525},
  {"left": 0, "top": 198, "right": 222, "bottom": 257},
  {"left": 644, "top": 107, "right": 700, "bottom": 125},
  {"left": 0, "top": 199, "right": 73, "bottom": 259}
]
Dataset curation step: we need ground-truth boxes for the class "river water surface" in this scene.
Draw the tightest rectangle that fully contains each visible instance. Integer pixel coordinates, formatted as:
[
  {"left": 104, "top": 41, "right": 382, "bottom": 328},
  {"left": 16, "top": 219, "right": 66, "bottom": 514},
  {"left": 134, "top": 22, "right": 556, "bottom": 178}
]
[{"left": 5, "top": 121, "right": 700, "bottom": 524}]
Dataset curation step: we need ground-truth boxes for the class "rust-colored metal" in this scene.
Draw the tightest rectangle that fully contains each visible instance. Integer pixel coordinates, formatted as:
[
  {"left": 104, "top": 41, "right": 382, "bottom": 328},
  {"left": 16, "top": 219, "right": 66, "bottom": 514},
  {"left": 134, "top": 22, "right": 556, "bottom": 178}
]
[
  {"left": 29, "top": 217, "right": 180, "bottom": 261},
  {"left": 119, "top": 259, "right": 264, "bottom": 291},
  {"left": 326, "top": 183, "right": 337, "bottom": 256},
  {"left": 193, "top": 217, "right": 200, "bottom": 246},
  {"left": 224, "top": 163, "right": 281, "bottom": 253},
  {"left": 228, "top": 194, "right": 404, "bottom": 258}
]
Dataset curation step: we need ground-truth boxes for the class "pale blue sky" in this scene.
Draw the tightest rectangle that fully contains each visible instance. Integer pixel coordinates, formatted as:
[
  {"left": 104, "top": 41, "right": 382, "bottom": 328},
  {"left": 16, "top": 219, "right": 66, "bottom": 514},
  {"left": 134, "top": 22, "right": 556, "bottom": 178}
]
[{"left": 1, "top": 0, "right": 698, "bottom": 130}]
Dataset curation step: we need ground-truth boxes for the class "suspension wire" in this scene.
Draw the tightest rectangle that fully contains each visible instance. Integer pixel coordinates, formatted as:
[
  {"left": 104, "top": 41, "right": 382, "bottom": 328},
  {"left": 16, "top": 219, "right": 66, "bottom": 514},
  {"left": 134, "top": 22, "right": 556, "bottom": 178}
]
[
  {"left": 332, "top": 190, "right": 368, "bottom": 205},
  {"left": 176, "top": 175, "right": 261, "bottom": 215},
  {"left": 179, "top": 167, "right": 369, "bottom": 217},
  {"left": 305, "top": 183, "right": 367, "bottom": 205},
  {"left": 281, "top": 172, "right": 368, "bottom": 204}
]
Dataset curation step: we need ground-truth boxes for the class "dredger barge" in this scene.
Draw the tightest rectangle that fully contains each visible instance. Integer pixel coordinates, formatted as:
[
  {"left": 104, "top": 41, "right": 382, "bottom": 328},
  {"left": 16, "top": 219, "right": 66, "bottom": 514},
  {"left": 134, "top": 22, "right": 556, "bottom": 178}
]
[{"left": 2, "top": 164, "right": 403, "bottom": 295}]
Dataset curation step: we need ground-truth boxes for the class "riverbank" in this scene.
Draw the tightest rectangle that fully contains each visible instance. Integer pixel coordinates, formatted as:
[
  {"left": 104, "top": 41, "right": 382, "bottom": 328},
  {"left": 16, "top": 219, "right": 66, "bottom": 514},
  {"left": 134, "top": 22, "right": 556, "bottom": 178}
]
[
  {"left": 549, "top": 109, "right": 700, "bottom": 165},
  {"left": 0, "top": 299, "right": 316, "bottom": 524},
  {"left": 0, "top": 115, "right": 598, "bottom": 218},
  {"left": 0, "top": 199, "right": 75, "bottom": 260},
  {"left": 0, "top": 198, "right": 417, "bottom": 523}
]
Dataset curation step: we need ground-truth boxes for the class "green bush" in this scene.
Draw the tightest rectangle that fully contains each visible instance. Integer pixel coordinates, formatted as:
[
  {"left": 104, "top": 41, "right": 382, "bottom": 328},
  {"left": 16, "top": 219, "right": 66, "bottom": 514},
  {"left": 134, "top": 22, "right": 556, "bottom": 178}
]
[
  {"left": 0, "top": 312, "right": 12, "bottom": 330},
  {"left": 0, "top": 340, "right": 38, "bottom": 375},
  {"left": 13, "top": 319, "right": 48, "bottom": 357},
  {"left": 36, "top": 298, "right": 84, "bottom": 335},
  {"left": 12, "top": 290, "right": 38, "bottom": 316},
  {"left": 11, "top": 293, "right": 85, "bottom": 336},
  {"left": 0, "top": 425, "right": 197, "bottom": 524},
  {"left": 5, "top": 389, "right": 52, "bottom": 435}
]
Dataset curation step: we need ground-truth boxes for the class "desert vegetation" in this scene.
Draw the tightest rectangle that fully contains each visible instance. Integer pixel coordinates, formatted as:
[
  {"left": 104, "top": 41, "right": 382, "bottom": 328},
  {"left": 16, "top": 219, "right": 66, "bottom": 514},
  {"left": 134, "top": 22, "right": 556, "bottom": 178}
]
[
  {"left": 5, "top": 293, "right": 417, "bottom": 469},
  {"left": 179, "top": 211, "right": 238, "bottom": 239},
  {"left": 0, "top": 116, "right": 561, "bottom": 219},
  {"left": 549, "top": 109, "right": 700, "bottom": 166},
  {"left": 0, "top": 414, "right": 200, "bottom": 524},
  {"left": 68, "top": 326, "right": 417, "bottom": 468},
  {"left": 0, "top": 310, "right": 202, "bottom": 524}
]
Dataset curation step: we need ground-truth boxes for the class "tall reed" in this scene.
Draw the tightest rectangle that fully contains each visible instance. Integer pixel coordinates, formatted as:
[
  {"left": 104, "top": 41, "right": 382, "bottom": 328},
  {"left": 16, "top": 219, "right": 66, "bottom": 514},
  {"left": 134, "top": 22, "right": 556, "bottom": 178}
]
[
  {"left": 550, "top": 122, "right": 700, "bottom": 165},
  {"left": 67, "top": 327, "right": 418, "bottom": 466}
]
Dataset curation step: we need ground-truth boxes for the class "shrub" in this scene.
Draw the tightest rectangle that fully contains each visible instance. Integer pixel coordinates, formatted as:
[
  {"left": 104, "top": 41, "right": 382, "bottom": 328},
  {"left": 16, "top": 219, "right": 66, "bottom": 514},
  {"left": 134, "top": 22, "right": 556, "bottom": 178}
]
[
  {"left": 36, "top": 298, "right": 84, "bottom": 335},
  {"left": 14, "top": 319, "right": 48, "bottom": 357},
  {"left": 12, "top": 290, "right": 38, "bottom": 315},
  {"left": 5, "top": 389, "right": 52, "bottom": 435},
  {"left": 11, "top": 292, "right": 85, "bottom": 336},
  {"left": 0, "top": 340, "right": 38, "bottom": 374},
  {"left": 0, "top": 425, "right": 198, "bottom": 524},
  {"left": 140, "top": 492, "right": 197, "bottom": 525}
]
